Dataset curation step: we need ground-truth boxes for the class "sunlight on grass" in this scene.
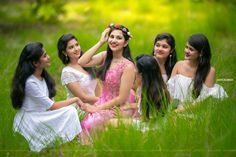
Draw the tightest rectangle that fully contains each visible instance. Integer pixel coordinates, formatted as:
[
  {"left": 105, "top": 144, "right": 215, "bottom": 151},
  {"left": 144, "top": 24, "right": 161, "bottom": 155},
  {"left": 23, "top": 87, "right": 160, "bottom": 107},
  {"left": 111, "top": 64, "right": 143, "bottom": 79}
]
[{"left": 0, "top": 0, "right": 235, "bottom": 156}]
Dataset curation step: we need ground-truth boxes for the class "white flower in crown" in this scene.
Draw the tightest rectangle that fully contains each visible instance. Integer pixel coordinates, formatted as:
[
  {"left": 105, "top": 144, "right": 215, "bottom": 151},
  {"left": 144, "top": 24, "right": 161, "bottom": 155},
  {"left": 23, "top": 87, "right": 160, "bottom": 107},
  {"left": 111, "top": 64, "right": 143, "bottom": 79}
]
[
  {"left": 127, "top": 32, "right": 133, "bottom": 39},
  {"left": 109, "top": 23, "right": 115, "bottom": 28}
]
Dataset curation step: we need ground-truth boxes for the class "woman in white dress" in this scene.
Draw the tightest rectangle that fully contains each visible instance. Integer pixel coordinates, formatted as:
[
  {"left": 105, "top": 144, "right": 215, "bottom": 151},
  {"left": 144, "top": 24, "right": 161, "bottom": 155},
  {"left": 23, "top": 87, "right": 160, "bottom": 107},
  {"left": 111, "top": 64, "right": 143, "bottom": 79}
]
[
  {"left": 57, "top": 34, "right": 99, "bottom": 117},
  {"left": 152, "top": 33, "right": 177, "bottom": 82},
  {"left": 11, "top": 42, "right": 82, "bottom": 152},
  {"left": 167, "top": 34, "right": 228, "bottom": 111}
]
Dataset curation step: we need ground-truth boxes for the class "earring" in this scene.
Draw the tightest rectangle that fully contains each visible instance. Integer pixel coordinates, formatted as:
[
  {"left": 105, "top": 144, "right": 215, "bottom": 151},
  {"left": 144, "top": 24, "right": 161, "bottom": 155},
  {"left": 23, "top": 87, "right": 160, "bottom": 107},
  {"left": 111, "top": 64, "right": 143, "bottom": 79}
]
[
  {"left": 169, "top": 53, "right": 172, "bottom": 67},
  {"left": 65, "top": 54, "right": 68, "bottom": 61},
  {"left": 199, "top": 55, "right": 203, "bottom": 63}
]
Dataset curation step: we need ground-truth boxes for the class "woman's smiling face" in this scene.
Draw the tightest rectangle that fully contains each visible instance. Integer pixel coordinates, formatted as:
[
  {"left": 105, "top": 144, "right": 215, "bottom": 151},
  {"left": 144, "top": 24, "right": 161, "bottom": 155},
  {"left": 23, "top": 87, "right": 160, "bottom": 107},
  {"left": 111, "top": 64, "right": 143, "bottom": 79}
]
[{"left": 108, "top": 29, "right": 128, "bottom": 52}]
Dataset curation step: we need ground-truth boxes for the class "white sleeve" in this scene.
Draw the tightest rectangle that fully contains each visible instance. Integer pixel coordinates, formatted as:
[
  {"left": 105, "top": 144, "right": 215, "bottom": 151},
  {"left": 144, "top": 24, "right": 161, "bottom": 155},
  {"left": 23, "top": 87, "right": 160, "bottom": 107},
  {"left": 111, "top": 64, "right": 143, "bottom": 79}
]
[
  {"left": 198, "top": 84, "right": 228, "bottom": 101},
  {"left": 61, "top": 71, "right": 81, "bottom": 85},
  {"left": 167, "top": 76, "right": 183, "bottom": 101},
  {"left": 167, "top": 77, "right": 175, "bottom": 98},
  {"left": 25, "top": 81, "right": 54, "bottom": 109}
]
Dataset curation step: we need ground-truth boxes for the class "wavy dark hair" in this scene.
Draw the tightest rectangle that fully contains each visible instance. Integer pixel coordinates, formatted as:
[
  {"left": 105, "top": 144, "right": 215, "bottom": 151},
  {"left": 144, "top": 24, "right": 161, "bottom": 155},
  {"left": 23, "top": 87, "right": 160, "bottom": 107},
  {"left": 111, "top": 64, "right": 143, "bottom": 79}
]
[
  {"left": 57, "top": 34, "right": 96, "bottom": 78},
  {"left": 10, "top": 42, "right": 56, "bottom": 109},
  {"left": 152, "top": 32, "right": 177, "bottom": 79},
  {"left": 97, "top": 25, "right": 133, "bottom": 81},
  {"left": 136, "top": 55, "right": 170, "bottom": 120},
  {"left": 188, "top": 34, "right": 211, "bottom": 98}
]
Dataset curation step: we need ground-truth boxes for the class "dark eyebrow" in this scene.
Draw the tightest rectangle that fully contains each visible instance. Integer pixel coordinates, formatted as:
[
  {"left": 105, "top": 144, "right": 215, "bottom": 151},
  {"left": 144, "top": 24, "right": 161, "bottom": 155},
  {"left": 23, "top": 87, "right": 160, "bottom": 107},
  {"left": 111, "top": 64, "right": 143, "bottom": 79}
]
[{"left": 67, "top": 45, "right": 74, "bottom": 49}]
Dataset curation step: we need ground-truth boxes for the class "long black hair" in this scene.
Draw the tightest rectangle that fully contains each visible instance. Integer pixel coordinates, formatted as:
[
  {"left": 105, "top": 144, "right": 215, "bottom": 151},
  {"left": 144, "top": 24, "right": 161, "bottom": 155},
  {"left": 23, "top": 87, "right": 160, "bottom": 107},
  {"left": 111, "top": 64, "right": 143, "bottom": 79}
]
[
  {"left": 11, "top": 42, "right": 56, "bottom": 109},
  {"left": 57, "top": 34, "right": 96, "bottom": 78},
  {"left": 188, "top": 34, "right": 211, "bottom": 98},
  {"left": 136, "top": 55, "right": 170, "bottom": 120},
  {"left": 97, "top": 25, "right": 133, "bottom": 81},
  {"left": 152, "top": 33, "right": 177, "bottom": 79}
]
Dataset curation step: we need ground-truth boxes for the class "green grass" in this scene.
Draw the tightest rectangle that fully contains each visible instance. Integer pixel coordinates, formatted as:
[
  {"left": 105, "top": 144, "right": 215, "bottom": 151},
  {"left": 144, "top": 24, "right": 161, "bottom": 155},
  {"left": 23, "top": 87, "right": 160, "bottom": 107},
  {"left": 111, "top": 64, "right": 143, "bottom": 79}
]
[{"left": 0, "top": 0, "right": 235, "bottom": 156}]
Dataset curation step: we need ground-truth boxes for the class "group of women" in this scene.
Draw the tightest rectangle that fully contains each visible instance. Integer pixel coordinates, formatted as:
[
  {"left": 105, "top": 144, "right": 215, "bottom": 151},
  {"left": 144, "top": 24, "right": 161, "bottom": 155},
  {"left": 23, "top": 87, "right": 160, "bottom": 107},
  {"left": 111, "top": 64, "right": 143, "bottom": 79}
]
[{"left": 10, "top": 24, "right": 227, "bottom": 152}]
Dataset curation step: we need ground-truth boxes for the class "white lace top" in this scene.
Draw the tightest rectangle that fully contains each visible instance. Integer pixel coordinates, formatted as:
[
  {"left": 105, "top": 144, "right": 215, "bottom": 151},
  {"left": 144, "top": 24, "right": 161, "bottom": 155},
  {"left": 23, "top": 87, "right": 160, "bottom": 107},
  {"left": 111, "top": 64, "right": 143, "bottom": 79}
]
[
  {"left": 167, "top": 74, "right": 228, "bottom": 103},
  {"left": 61, "top": 66, "right": 97, "bottom": 98},
  {"left": 61, "top": 66, "right": 97, "bottom": 115}
]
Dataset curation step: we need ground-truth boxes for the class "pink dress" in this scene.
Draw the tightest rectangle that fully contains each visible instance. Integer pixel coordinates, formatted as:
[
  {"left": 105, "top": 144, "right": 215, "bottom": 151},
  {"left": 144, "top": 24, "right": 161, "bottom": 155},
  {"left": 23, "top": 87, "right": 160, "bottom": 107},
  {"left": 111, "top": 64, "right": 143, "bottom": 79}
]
[{"left": 81, "top": 59, "right": 135, "bottom": 132}]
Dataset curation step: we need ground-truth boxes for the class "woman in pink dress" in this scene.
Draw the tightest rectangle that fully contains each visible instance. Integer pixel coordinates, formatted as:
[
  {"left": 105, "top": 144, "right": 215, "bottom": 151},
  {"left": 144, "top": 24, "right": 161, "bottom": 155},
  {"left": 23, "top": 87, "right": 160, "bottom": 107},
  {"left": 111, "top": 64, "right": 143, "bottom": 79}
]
[{"left": 78, "top": 24, "right": 135, "bottom": 133}]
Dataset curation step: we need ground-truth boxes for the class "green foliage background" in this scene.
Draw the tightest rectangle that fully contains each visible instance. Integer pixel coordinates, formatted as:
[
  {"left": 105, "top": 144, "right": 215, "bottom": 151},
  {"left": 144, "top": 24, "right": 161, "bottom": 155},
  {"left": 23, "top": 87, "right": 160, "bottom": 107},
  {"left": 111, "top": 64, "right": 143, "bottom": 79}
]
[{"left": 0, "top": 0, "right": 235, "bottom": 156}]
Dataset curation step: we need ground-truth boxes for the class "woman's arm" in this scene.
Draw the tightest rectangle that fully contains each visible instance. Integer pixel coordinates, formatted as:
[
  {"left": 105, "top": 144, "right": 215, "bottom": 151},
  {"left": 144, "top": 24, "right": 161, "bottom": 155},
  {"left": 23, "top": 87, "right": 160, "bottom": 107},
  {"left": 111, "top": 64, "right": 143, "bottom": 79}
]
[
  {"left": 120, "top": 103, "right": 138, "bottom": 110},
  {"left": 170, "top": 61, "right": 182, "bottom": 77},
  {"left": 84, "top": 64, "right": 135, "bottom": 112},
  {"left": 78, "top": 28, "right": 110, "bottom": 67},
  {"left": 98, "top": 64, "right": 135, "bottom": 110},
  {"left": 49, "top": 97, "right": 80, "bottom": 110},
  {"left": 95, "top": 79, "right": 102, "bottom": 97},
  {"left": 26, "top": 80, "right": 83, "bottom": 111},
  {"left": 66, "top": 82, "right": 99, "bottom": 104},
  {"left": 204, "top": 67, "right": 216, "bottom": 88}
]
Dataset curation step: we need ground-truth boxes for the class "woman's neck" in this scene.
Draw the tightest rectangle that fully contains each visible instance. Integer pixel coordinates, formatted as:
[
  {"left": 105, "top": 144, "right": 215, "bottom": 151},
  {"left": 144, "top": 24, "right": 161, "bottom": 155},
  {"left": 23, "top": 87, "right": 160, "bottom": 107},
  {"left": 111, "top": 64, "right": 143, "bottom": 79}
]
[
  {"left": 186, "top": 59, "right": 198, "bottom": 68},
  {"left": 183, "top": 60, "right": 198, "bottom": 77},
  {"left": 157, "top": 57, "right": 167, "bottom": 66},
  {"left": 33, "top": 68, "right": 43, "bottom": 80},
  {"left": 157, "top": 57, "right": 167, "bottom": 74},
  {"left": 112, "top": 50, "right": 123, "bottom": 59},
  {"left": 68, "top": 59, "right": 80, "bottom": 67}
]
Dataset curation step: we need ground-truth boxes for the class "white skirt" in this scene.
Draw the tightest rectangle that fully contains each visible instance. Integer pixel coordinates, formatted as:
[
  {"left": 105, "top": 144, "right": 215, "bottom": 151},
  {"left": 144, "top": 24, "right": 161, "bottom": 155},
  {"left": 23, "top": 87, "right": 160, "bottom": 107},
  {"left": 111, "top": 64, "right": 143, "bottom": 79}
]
[{"left": 13, "top": 105, "right": 82, "bottom": 152}]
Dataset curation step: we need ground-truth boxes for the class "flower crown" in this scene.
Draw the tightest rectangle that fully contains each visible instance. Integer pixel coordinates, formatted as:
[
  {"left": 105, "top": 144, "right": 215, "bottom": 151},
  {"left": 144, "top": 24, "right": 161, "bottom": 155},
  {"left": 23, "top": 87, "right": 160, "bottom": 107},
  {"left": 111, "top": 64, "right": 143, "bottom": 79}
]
[{"left": 108, "top": 23, "right": 133, "bottom": 40}]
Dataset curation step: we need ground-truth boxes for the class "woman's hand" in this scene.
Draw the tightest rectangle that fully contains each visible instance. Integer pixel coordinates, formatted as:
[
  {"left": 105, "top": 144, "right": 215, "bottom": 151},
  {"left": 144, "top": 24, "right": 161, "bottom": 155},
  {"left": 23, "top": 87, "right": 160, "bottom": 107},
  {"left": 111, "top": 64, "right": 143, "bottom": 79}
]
[
  {"left": 120, "top": 103, "right": 129, "bottom": 111},
  {"left": 111, "top": 106, "right": 121, "bottom": 117},
  {"left": 99, "top": 28, "right": 110, "bottom": 45},
  {"left": 79, "top": 103, "right": 99, "bottom": 113},
  {"left": 75, "top": 98, "right": 84, "bottom": 107},
  {"left": 174, "top": 104, "right": 185, "bottom": 113}
]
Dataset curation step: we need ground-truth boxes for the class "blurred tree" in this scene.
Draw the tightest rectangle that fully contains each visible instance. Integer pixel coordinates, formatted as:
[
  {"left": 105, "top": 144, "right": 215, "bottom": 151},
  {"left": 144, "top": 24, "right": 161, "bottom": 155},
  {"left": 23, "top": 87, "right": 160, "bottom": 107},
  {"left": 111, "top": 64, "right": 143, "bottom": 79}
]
[{"left": 32, "top": 0, "right": 66, "bottom": 23}]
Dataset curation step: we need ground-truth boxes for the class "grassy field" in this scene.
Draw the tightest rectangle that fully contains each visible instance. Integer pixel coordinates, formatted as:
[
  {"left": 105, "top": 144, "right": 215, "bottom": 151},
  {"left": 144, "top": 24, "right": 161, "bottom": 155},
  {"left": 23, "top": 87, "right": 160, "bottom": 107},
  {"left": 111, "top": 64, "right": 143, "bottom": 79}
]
[{"left": 0, "top": 0, "right": 235, "bottom": 156}]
